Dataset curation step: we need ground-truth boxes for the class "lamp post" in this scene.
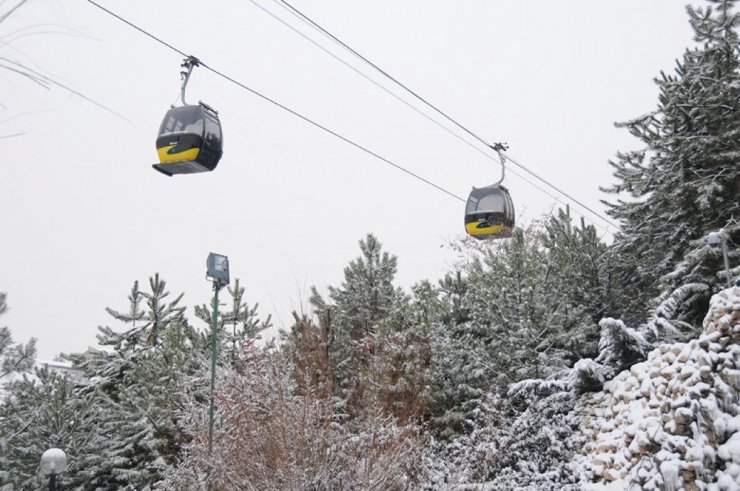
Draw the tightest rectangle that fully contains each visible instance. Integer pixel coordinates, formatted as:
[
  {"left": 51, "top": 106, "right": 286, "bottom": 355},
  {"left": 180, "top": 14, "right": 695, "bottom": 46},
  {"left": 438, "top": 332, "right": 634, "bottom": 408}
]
[
  {"left": 40, "top": 448, "right": 67, "bottom": 491},
  {"left": 206, "top": 252, "right": 229, "bottom": 455},
  {"left": 708, "top": 230, "right": 732, "bottom": 288}
]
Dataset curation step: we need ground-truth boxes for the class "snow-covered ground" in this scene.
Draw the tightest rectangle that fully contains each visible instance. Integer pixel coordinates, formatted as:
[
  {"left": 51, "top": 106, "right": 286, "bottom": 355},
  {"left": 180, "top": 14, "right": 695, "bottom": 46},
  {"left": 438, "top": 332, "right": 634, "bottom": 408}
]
[{"left": 571, "top": 287, "right": 740, "bottom": 490}]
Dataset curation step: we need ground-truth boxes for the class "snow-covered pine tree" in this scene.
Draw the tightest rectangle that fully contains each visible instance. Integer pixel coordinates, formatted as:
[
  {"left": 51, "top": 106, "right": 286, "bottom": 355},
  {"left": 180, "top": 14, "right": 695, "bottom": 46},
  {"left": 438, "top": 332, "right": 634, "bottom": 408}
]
[
  {"left": 427, "top": 215, "right": 619, "bottom": 436},
  {"left": 425, "top": 227, "right": 566, "bottom": 436},
  {"left": 310, "top": 234, "right": 397, "bottom": 410},
  {"left": 326, "top": 233, "right": 402, "bottom": 338},
  {"left": 602, "top": 0, "right": 740, "bottom": 325},
  {"left": 421, "top": 391, "right": 584, "bottom": 490},
  {"left": 373, "top": 280, "right": 436, "bottom": 423},
  {"left": 437, "top": 270, "right": 471, "bottom": 326},
  {"left": 508, "top": 281, "right": 709, "bottom": 399},
  {"left": 425, "top": 270, "right": 489, "bottom": 437},
  {"left": 194, "top": 278, "right": 271, "bottom": 365},
  {"left": 0, "top": 367, "right": 110, "bottom": 490},
  {"left": 465, "top": 227, "right": 579, "bottom": 387},
  {"left": 543, "top": 208, "right": 626, "bottom": 362},
  {"left": 0, "top": 293, "right": 36, "bottom": 384},
  {"left": 308, "top": 234, "right": 426, "bottom": 421},
  {"left": 63, "top": 275, "right": 203, "bottom": 489}
]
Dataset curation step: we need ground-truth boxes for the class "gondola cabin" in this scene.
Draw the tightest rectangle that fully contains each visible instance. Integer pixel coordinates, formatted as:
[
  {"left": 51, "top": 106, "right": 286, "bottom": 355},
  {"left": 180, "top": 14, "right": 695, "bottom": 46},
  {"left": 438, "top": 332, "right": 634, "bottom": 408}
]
[
  {"left": 153, "top": 103, "right": 223, "bottom": 176},
  {"left": 464, "top": 184, "right": 515, "bottom": 240}
]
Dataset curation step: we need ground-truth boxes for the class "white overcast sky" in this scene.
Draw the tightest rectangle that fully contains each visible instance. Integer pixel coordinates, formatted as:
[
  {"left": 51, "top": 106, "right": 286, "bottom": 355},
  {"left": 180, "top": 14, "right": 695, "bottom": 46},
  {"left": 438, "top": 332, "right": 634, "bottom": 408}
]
[{"left": 2, "top": 0, "right": 699, "bottom": 360}]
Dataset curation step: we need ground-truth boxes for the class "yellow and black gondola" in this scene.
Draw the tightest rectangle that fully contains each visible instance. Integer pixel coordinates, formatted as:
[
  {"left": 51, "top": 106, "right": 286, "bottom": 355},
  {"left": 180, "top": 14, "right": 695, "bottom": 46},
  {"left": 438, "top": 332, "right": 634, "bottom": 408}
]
[
  {"left": 464, "top": 143, "right": 515, "bottom": 240},
  {"left": 153, "top": 103, "right": 222, "bottom": 176},
  {"left": 464, "top": 184, "right": 515, "bottom": 239},
  {"left": 153, "top": 56, "right": 223, "bottom": 176}
]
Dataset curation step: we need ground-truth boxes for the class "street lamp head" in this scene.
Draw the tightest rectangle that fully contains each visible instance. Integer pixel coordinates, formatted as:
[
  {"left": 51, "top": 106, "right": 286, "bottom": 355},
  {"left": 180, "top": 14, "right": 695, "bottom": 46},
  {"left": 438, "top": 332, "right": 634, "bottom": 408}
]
[
  {"left": 707, "top": 230, "right": 724, "bottom": 249},
  {"left": 40, "top": 448, "right": 67, "bottom": 475},
  {"left": 206, "top": 252, "right": 230, "bottom": 288}
]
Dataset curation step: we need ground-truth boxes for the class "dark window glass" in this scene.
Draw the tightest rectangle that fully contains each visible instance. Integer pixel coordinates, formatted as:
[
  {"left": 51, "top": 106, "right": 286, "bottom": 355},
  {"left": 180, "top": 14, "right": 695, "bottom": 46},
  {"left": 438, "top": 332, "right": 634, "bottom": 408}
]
[
  {"left": 159, "top": 106, "right": 204, "bottom": 136},
  {"left": 465, "top": 194, "right": 480, "bottom": 215},
  {"left": 504, "top": 194, "right": 513, "bottom": 221},
  {"left": 478, "top": 193, "right": 504, "bottom": 212},
  {"left": 203, "top": 113, "right": 222, "bottom": 149}
]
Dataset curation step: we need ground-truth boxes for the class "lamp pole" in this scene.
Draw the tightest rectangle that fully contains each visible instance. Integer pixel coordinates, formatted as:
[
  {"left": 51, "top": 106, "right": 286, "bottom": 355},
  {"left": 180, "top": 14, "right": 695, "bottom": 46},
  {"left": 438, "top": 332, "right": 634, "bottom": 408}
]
[
  {"left": 205, "top": 252, "right": 229, "bottom": 456},
  {"left": 208, "top": 281, "right": 220, "bottom": 455},
  {"left": 709, "top": 229, "right": 734, "bottom": 288},
  {"left": 721, "top": 232, "right": 732, "bottom": 288}
]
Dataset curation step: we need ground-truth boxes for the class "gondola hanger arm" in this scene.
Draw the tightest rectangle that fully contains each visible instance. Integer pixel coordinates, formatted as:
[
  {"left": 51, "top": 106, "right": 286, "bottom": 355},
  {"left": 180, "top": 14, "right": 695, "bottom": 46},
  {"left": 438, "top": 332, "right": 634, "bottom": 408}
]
[
  {"left": 178, "top": 55, "right": 200, "bottom": 106},
  {"left": 489, "top": 142, "right": 508, "bottom": 185}
]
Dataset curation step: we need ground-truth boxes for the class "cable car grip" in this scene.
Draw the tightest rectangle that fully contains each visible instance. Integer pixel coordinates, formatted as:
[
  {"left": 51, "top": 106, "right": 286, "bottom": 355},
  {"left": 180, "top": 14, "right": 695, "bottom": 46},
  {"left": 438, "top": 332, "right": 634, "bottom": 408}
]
[
  {"left": 178, "top": 55, "right": 201, "bottom": 106},
  {"left": 489, "top": 142, "right": 508, "bottom": 185}
]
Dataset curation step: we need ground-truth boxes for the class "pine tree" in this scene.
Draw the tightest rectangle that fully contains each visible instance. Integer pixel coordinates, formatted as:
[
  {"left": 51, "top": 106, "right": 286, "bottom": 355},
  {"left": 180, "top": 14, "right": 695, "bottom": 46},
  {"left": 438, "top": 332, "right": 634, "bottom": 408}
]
[
  {"left": 374, "top": 281, "right": 435, "bottom": 423},
  {"left": 425, "top": 228, "right": 560, "bottom": 436},
  {"left": 62, "top": 275, "right": 204, "bottom": 489},
  {"left": 326, "top": 233, "right": 402, "bottom": 338},
  {"left": 438, "top": 270, "right": 471, "bottom": 326},
  {"left": 602, "top": 0, "right": 740, "bottom": 323},
  {"left": 194, "top": 278, "right": 271, "bottom": 365},
  {"left": 308, "top": 234, "right": 427, "bottom": 421},
  {"left": 0, "top": 293, "right": 36, "bottom": 384},
  {"left": 425, "top": 272, "right": 488, "bottom": 436},
  {"left": 0, "top": 368, "right": 108, "bottom": 490},
  {"left": 465, "top": 227, "right": 581, "bottom": 387},
  {"left": 543, "top": 209, "right": 626, "bottom": 362},
  {"left": 427, "top": 215, "right": 621, "bottom": 435}
]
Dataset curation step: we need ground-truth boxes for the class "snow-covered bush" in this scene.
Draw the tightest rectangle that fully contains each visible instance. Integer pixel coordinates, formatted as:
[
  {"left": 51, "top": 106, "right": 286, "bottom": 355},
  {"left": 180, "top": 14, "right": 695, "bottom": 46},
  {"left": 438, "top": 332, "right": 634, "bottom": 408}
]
[
  {"left": 158, "top": 343, "right": 423, "bottom": 490},
  {"left": 420, "top": 391, "right": 587, "bottom": 490}
]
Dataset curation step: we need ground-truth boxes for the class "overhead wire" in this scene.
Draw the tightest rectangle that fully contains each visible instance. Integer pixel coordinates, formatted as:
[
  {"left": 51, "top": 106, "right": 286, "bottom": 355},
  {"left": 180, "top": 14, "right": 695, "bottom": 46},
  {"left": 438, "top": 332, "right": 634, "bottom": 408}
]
[
  {"left": 85, "top": 0, "right": 465, "bottom": 203},
  {"left": 255, "top": 0, "right": 569, "bottom": 210},
  {"left": 201, "top": 63, "right": 466, "bottom": 202},
  {"left": 0, "top": 56, "right": 131, "bottom": 123},
  {"left": 86, "top": 0, "right": 618, "bottom": 234},
  {"left": 0, "top": 0, "right": 30, "bottom": 24},
  {"left": 261, "top": 0, "right": 560, "bottom": 201},
  {"left": 273, "top": 0, "right": 619, "bottom": 231}
]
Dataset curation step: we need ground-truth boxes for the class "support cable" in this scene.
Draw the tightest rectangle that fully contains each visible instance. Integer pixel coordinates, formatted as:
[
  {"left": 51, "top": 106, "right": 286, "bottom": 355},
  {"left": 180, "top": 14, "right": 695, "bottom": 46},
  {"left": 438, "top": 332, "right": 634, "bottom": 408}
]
[
  {"left": 274, "top": 0, "right": 618, "bottom": 230},
  {"left": 86, "top": 0, "right": 465, "bottom": 202},
  {"left": 255, "top": 0, "right": 566, "bottom": 208}
]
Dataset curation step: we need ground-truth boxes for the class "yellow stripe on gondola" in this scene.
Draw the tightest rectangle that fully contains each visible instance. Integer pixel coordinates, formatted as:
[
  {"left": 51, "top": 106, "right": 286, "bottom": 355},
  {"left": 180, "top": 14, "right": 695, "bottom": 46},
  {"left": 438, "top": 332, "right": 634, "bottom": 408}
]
[
  {"left": 157, "top": 145, "right": 200, "bottom": 164},
  {"left": 466, "top": 220, "right": 504, "bottom": 236}
]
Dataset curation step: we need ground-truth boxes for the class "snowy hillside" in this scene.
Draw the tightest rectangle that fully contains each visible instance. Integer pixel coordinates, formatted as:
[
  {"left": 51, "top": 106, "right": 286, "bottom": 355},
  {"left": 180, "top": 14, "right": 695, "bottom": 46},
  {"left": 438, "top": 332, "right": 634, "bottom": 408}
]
[{"left": 571, "top": 287, "right": 740, "bottom": 490}]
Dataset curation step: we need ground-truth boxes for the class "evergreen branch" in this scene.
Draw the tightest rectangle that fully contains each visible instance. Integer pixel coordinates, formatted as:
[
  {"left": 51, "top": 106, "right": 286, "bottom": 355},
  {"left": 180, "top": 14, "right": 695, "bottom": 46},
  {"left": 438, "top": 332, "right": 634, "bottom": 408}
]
[{"left": 6, "top": 406, "right": 41, "bottom": 442}]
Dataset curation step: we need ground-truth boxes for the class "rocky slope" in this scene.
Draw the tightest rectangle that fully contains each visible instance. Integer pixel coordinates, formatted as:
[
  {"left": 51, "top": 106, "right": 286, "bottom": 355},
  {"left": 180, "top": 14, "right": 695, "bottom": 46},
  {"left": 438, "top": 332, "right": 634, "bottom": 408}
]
[{"left": 571, "top": 287, "right": 740, "bottom": 490}]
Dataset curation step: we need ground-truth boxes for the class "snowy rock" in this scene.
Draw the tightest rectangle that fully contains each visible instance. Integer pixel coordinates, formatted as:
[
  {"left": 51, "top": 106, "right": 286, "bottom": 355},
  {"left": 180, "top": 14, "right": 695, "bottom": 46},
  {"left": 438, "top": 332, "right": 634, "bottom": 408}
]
[
  {"left": 603, "top": 468, "right": 622, "bottom": 482},
  {"left": 663, "top": 351, "right": 677, "bottom": 364},
  {"left": 660, "top": 460, "right": 681, "bottom": 491},
  {"left": 718, "top": 433, "right": 740, "bottom": 464},
  {"left": 684, "top": 444, "right": 704, "bottom": 462},
  {"left": 595, "top": 440, "right": 619, "bottom": 453},
  {"left": 681, "top": 364, "right": 697, "bottom": 380},
  {"left": 721, "top": 369, "right": 740, "bottom": 391},
  {"left": 677, "top": 344, "right": 693, "bottom": 363},
  {"left": 593, "top": 453, "right": 613, "bottom": 467},
  {"left": 640, "top": 377, "right": 654, "bottom": 397}
]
